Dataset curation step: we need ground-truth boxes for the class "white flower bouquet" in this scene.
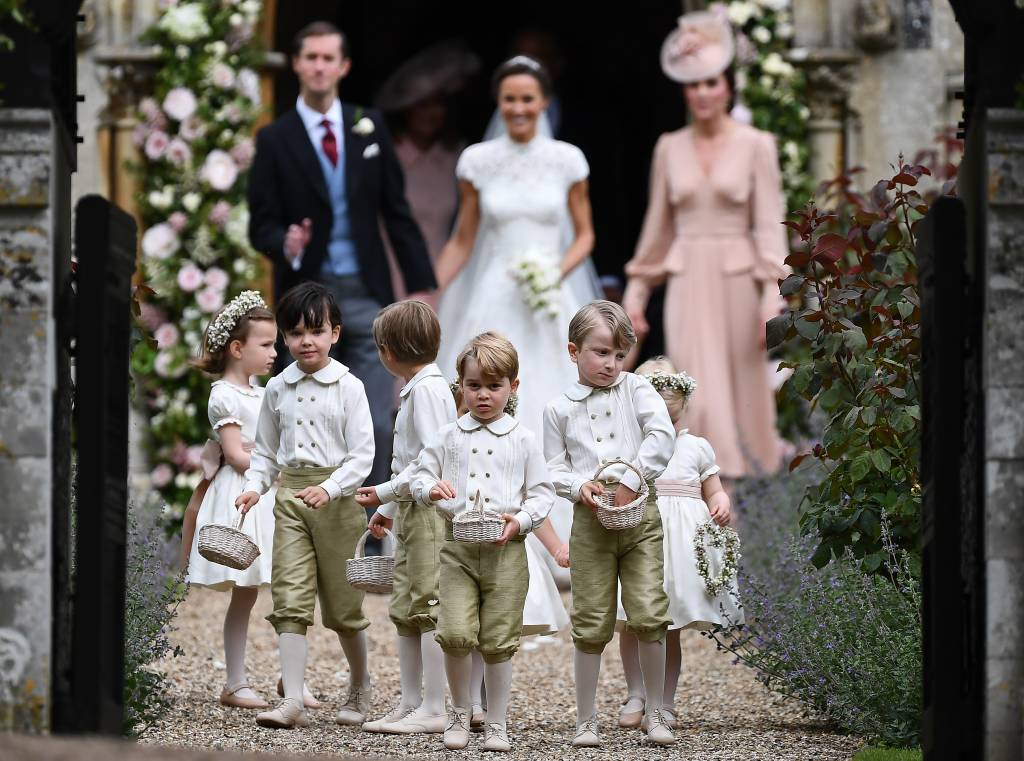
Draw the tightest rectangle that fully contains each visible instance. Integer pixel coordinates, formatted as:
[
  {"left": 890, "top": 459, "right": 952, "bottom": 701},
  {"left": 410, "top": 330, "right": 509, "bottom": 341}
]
[{"left": 508, "top": 249, "right": 562, "bottom": 318}]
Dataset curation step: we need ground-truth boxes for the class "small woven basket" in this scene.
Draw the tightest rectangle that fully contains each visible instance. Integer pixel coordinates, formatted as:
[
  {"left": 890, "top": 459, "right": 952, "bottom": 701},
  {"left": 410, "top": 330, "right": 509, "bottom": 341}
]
[
  {"left": 346, "top": 529, "right": 396, "bottom": 594},
  {"left": 197, "top": 512, "right": 261, "bottom": 570},
  {"left": 452, "top": 490, "right": 505, "bottom": 544},
  {"left": 593, "top": 458, "right": 649, "bottom": 531}
]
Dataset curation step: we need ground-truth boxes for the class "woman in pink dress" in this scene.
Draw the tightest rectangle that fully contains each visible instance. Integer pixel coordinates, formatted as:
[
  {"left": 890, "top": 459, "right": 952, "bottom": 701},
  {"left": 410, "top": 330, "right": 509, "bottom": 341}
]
[{"left": 623, "top": 12, "right": 785, "bottom": 479}]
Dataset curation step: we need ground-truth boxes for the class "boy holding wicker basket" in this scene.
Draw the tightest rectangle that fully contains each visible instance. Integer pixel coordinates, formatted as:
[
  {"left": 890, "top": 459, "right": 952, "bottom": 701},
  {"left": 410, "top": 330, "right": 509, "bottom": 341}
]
[
  {"left": 541, "top": 300, "right": 677, "bottom": 748},
  {"left": 409, "top": 331, "right": 554, "bottom": 753}
]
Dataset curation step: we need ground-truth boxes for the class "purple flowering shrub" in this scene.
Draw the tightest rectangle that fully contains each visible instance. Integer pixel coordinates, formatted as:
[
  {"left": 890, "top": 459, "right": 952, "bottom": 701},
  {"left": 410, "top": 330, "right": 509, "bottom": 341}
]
[
  {"left": 124, "top": 500, "right": 186, "bottom": 736},
  {"left": 715, "top": 475, "right": 921, "bottom": 747}
]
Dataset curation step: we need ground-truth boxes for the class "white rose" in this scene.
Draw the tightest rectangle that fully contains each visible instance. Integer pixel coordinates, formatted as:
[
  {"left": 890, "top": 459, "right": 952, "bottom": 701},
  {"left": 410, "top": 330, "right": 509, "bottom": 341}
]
[
  {"left": 240, "top": 0, "right": 260, "bottom": 17},
  {"left": 728, "top": 2, "right": 758, "bottom": 26},
  {"left": 148, "top": 189, "right": 173, "bottom": 210},
  {"left": 142, "top": 223, "right": 180, "bottom": 260},
  {"left": 225, "top": 204, "right": 251, "bottom": 247},
  {"left": 182, "top": 192, "right": 202, "bottom": 212},
  {"left": 232, "top": 258, "right": 248, "bottom": 274},
  {"left": 776, "top": 21, "right": 793, "bottom": 38},
  {"left": 759, "top": 74, "right": 774, "bottom": 89},
  {"left": 229, "top": 13, "right": 243, "bottom": 26},
  {"left": 799, "top": 106, "right": 811, "bottom": 120},
  {"left": 201, "top": 150, "right": 239, "bottom": 191},
  {"left": 751, "top": 26, "right": 771, "bottom": 44},
  {"left": 177, "top": 262, "right": 205, "bottom": 292},
  {"left": 236, "top": 68, "right": 260, "bottom": 104},
  {"left": 175, "top": 45, "right": 189, "bottom": 59},
  {"left": 197, "top": 286, "right": 225, "bottom": 313},
  {"left": 154, "top": 322, "right": 180, "bottom": 348},
  {"left": 208, "top": 62, "right": 236, "bottom": 89},
  {"left": 155, "top": 350, "right": 187, "bottom": 379},
  {"left": 352, "top": 116, "right": 375, "bottom": 136},
  {"left": 162, "top": 86, "right": 197, "bottom": 122},
  {"left": 158, "top": 3, "right": 211, "bottom": 42},
  {"left": 204, "top": 266, "right": 229, "bottom": 291},
  {"left": 762, "top": 52, "right": 794, "bottom": 77},
  {"left": 206, "top": 40, "right": 228, "bottom": 58}
]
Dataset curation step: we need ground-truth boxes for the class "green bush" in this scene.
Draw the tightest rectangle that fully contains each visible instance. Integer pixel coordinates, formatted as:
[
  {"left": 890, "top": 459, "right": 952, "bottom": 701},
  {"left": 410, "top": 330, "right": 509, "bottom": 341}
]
[{"left": 854, "top": 747, "right": 923, "bottom": 761}]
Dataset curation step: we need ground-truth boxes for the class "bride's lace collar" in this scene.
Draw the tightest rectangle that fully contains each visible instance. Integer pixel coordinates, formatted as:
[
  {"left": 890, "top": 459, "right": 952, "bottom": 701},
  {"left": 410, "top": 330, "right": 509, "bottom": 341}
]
[{"left": 500, "top": 133, "right": 545, "bottom": 153}]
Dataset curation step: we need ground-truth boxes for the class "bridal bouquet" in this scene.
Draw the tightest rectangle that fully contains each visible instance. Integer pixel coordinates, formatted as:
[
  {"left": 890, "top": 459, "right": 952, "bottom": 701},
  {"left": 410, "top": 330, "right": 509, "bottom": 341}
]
[{"left": 508, "top": 249, "right": 562, "bottom": 318}]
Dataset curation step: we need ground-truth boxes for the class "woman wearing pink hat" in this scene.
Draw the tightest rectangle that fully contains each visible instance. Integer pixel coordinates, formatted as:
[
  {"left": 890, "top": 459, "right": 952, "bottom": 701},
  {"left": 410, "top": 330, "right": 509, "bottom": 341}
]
[{"left": 622, "top": 11, "right": 786, "bottom": 485}]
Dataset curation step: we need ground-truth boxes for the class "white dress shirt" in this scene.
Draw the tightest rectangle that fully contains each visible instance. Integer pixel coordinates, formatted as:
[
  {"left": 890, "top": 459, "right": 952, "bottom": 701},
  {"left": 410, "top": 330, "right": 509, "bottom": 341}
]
[
  {"left": 374, "top": 364, "right": 457, "bottom": 518},
  {"left": 542, "top": 371, "right": 676, "bottom": 501},
  {"left": 243, "top": 359, "right": 375, "bottom": 500},
  {"left": 288, "top": 96, "right": 345, "bottom": 271},
  {"left": 410, "top": 413, "right": 554, "bottom": 535}
]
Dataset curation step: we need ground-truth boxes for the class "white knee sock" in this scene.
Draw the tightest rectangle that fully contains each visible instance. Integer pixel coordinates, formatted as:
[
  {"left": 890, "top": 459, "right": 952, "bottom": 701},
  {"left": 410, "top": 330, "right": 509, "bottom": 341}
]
[
  {"left": 469, "top": 650, "right": 486, "bottom": 708},
  {"left": 421, "top": 632, "right": 446, "bottom": 715},
  {"left": 444, "top": 652, "right": 472, "bottom": 710},
  {"left": 338, "top": 630, "right": 370, "bottom": 689},
  {"left": 664, "top": 629, "right": 682, "bottom": 710},
  {"left": 618, "top": 630, "right": 645, "bottom": 710},
  {"left": 637, "top": 639, "right": 666, "bottom": 714},
  {"left": 223, "top": 586, "right": 258, "bottom": 691},
  {"left": 484, "top": 660, "right": 513, "bottom": 728},
  {"left": 396, "top": 634, "right": 423, "bottom": 711},
  {"left": 574, "top": 649, "right": 602, "bottom": 724},
  {"left": 279, "top": 633, "right": 307, "bottom": 702}
]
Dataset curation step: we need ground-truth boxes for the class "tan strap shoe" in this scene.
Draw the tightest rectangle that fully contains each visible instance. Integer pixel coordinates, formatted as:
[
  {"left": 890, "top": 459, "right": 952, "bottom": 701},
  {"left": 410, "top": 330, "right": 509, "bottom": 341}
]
[{"left": 219, "top": 683, "right": 269, "bottom": 710}]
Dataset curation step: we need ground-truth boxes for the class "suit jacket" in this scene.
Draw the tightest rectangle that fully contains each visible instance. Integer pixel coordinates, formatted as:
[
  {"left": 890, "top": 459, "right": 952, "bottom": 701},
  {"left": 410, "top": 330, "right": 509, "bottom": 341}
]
[{"left": 248, "top": 102, "right": 436, "bottom": 305}]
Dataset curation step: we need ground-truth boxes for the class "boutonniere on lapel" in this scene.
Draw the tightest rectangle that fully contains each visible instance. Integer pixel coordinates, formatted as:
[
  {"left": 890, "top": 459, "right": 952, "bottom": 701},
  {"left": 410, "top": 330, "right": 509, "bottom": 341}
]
[
  {"left": 362, "top": 143, "right": 380, "bottom": 159},
  {"left": 351, "top": 107, "right": 375, "bottom": 137}
]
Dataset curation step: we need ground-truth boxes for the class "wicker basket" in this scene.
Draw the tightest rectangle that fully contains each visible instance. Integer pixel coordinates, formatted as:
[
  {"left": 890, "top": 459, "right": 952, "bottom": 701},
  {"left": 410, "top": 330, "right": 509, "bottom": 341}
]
[
  {"left": 452, "top": 491, "right": 505, "bottom": 544},
  {"left": 346, "top": 529, "right": 396, "bottom": 594},
  {"left": 592, "top": 458, "right": 649, "bottom": 531},
  {"left": 197, "top": 512, "right": 261, "bottom": 570}
]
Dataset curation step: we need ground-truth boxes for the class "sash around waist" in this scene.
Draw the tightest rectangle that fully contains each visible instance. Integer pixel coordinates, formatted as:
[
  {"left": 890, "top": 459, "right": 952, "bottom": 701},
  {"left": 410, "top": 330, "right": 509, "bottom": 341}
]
[
  {"left": 280, "top": 465, "right": 338, "bottom": 489},
  {"left": 655, "top": 478, "right": 703, "bottom": 499}
]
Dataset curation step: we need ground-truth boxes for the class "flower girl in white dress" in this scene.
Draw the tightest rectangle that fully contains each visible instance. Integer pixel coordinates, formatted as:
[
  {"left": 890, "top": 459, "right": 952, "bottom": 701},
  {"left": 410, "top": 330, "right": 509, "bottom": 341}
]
[
  {"left": 181, "top": 292, "right": 287, "bottom": 709},
  {"left": 615, "top": 357, "right": 743, "bottom": 730}
]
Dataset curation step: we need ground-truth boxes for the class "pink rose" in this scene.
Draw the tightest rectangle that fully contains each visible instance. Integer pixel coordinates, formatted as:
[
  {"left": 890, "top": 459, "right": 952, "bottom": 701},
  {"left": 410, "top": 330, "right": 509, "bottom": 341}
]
[
  {"left": 138, "top": 301, "right": 167, "bottom": 332},
  {"left": 144, "top": 130, "right": 169, "bottom": 160},
  {"left": 140, "top": 96, "right": 161, "bottom": 121},
  {"left": 204, "top": 266, "right": 229, "bottom": 291},
  {"left": 236, "top": 68, "right": 260, "bottom": 104},
  {"left": 200, "top": 150, "right": 239, "bottom": 191},
  {"left": 154, "top": 322, "right": 180, "bottom": 348},
  {"left": 185, "top": 444, "right": 205, "bottom": 470},
  {"left": 207, "top": 200, "right": 231, "bottom": 228},
  {"left": 150, "top": 463, "right": 174, "bottom": 488},
  {"left": 154, "top": 350, "right": 186, "bottom": 379},
  {"left": 177, "top": 263, "right": 205, "bottom": 292},
  {"left": 132, "top": 122, "right": 150, "bottom": 147},
  {"left": 179, "top": 115, "right": 206, "bottom": 142},
  {"left": 163, "top": 86, "right": 197, "bottom": 122},
  {"left": 230, "top": 137, "right": 255, "bottom": 170},
  {"left": 209, "top": 62, "right": 236, "bottom": 89},
  {"left": 141, "top": 223, "right": 180, "bottom": 260},
  {"left": 166, "top": 137, "right": 192, "bottom": 167},
  {"left": 168, "top": 211, "right": 188, "bottom": 233},
  {"left": 197, "top": 286, "right": 226, "bottom": 313}
]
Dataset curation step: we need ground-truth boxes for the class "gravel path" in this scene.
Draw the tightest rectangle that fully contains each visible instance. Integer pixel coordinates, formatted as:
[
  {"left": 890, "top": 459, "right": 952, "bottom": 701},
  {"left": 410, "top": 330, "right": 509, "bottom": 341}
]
[{"left": 142, "top": 587, "right": 861, "bottom": 760}]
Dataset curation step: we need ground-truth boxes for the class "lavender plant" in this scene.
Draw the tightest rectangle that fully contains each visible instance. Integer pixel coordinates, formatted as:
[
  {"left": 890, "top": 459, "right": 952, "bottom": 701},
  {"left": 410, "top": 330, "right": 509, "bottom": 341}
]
[{"left": 123, "top": 500, "right": 186, "bottom": 736}]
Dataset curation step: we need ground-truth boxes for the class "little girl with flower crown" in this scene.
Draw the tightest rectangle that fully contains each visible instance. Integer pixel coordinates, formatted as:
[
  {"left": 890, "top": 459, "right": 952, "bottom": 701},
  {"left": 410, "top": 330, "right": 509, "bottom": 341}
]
[
  {"left": 181, "top": 291, "right": 301, "bottom": 710},
  {"left": 614, "top": 356, "right": 743, "bottom": 731}
]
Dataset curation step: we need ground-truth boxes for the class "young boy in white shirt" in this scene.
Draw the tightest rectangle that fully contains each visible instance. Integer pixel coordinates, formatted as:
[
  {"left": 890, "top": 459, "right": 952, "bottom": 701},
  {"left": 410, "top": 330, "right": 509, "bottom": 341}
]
[
  {"left": 410, "top": 331, "right": 554, "bottom": 753},
  {"left": 236, "top": 282, "right": 375, "bottom": 730},
  {"left": 355, "top": 300, "right": 457, "bottom": 735},
  {"left": 542, "top": 300, "right": 677, "bottom": 747}
]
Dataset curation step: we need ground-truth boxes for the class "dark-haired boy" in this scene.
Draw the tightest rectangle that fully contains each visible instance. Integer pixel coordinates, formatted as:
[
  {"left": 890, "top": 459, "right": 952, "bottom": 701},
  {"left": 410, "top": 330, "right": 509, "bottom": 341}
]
[{"left": 237, "top": 282, "right": 376, "bottom": 730}]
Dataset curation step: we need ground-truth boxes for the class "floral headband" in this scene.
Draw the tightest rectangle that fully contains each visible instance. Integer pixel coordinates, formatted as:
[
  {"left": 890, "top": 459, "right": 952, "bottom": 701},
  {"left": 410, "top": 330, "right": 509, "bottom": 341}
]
[
  {"left": 450, "top": 380, "right": 519, "bottom": 417},
  {"left": 641, "top": 369, "right": 697, "bottom": 400},
  {"left": 206, "top": 290, "right": 267, "bottom": 352},
  {"left": 506, "top": 54, "right": 542, "bottom": 71}
]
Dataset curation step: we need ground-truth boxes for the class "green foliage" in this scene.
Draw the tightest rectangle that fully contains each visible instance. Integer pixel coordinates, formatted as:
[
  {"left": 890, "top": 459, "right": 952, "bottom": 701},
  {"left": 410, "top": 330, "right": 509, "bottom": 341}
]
[
  {"left": 854, "top": 747, "right": 923, "bottom": 761},
  {"left": 767, "top": 159, "right": 950, "bottom": 569},
  {"left": 0, "top": 0, "right": 30, "bottom": 52}
]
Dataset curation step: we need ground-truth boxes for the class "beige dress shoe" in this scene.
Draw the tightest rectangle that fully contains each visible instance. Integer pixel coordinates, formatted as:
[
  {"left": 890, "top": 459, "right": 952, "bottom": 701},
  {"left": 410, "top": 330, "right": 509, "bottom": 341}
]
[
  {"left": 617, "top": 697, "right": 645, "bottom": 728},
  {"left": 643, "top": 708, "right": 676, "bottom": 746},
  {"left": 380, "top": 706, "right": 447, "bottom": 734},
  {"left": 572, "top": 716, "right": 601, "bottom": 747},
  {"left": 663, "top": 707, "right": 677, "bottom": 729},
  {"left": 443, "top": 707, "right": 472, "bottom": 750},
  {"left": 362, "top": 703, "right": 416, "bottom": 733},
  {"left": 482, "top": 722, "right": 512, "bottom": 752},
  {"left": 219, "top": 683, "right": 269, "bottom": 710},
  {"left": 255, "top": 697, "right": 310, "bottom": 729},
  {"left": 276, "top": 678, "right": 321, "bottom": 710},
  {"left": 335, "top": 683, "right": 372, "bottom": 726}
]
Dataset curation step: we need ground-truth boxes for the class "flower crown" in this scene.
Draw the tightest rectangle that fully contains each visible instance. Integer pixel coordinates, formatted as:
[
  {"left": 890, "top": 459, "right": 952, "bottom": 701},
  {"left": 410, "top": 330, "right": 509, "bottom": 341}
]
[
  {"left": 640, "top": 369, "right": 697, "bottom": 400},
  {"left": 206, "top": 290, "right": 267, "bottom": 352}
]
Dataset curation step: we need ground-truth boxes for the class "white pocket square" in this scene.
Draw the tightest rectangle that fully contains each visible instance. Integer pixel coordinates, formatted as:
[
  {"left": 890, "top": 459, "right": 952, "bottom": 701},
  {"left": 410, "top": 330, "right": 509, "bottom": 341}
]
[{"left": 362, "top": 143, "right": 380, "bottom": 159}]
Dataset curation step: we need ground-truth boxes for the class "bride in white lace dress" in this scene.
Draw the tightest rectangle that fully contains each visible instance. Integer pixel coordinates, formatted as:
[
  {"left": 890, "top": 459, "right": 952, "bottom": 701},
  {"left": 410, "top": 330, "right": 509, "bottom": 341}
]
[{"left": 435, "top": 56, "right": 598, "bottom": 437}]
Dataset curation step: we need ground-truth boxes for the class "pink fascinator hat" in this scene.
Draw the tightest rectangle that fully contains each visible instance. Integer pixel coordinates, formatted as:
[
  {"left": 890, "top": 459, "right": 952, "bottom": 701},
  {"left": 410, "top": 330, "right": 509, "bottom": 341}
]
[{"left": 660, "top": 11, "right": 735, "bottom": 83}]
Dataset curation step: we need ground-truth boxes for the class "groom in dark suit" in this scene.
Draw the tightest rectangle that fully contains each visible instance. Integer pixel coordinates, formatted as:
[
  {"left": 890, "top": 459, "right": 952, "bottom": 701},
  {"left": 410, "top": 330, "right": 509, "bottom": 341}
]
[{"left": 248, "top": 20, "right": 436, "bottom": 487}]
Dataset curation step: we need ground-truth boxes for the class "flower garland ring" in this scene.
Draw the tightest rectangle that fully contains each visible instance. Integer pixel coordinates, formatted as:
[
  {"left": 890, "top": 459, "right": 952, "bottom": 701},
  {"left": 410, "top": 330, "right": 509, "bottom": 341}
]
[{"left": 693, "top": 519, "right": 741, "bottom": 597}]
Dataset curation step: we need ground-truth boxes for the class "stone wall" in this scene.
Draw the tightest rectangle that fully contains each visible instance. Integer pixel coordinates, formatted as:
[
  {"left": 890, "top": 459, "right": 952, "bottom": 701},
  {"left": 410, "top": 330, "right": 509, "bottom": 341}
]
[
  {"left": 983, "top": 107, "right": 1024, "bottom": 761},
  {"left": 0, "top": 108, "right": 72, "bottom": 732}
]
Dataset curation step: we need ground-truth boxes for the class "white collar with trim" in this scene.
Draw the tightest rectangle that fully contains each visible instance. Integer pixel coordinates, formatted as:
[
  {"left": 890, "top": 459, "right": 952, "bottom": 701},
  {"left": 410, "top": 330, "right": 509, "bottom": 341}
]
[
  {"left": 400, "top": 363, "right": 445, "bottom": 398},
  {"left": 456, "top": 412, "right": 518, "bottom": 436},
  {"left": 282, "top": 358, "right": 349, "bottom": 385},
  {"left": 564, "top": 372, "right": 628, "bottom": 401}
]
